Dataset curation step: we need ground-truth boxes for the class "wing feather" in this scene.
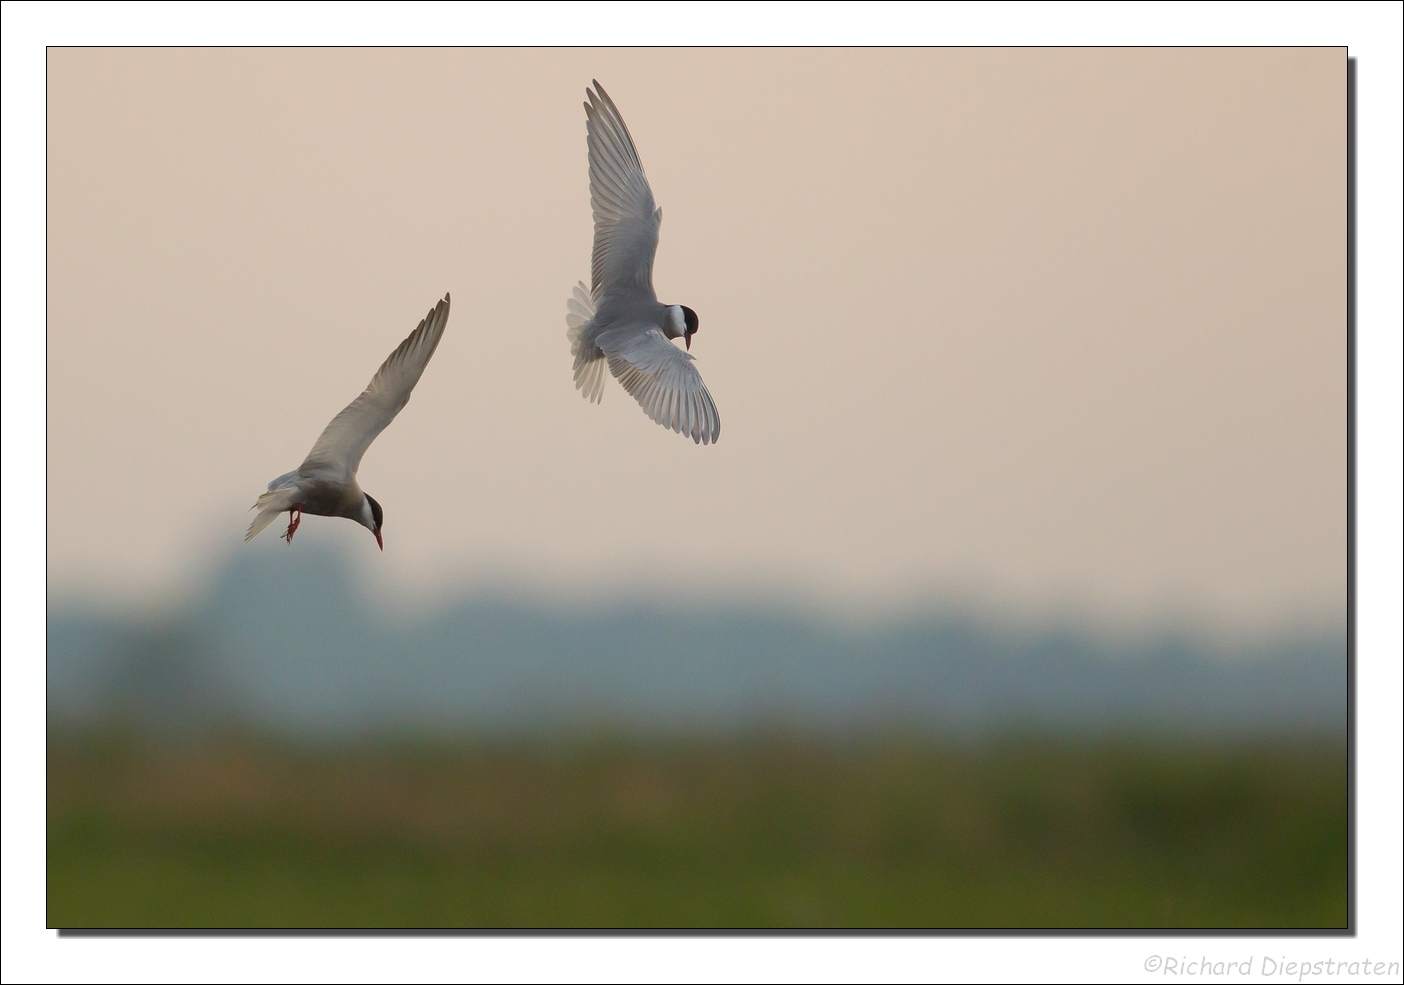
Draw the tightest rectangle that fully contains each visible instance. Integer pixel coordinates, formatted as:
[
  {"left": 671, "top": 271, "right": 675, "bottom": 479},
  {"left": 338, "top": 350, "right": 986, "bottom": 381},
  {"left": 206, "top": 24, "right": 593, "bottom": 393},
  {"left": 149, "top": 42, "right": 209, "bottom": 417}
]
[
  {"left": 299, "top": 293, "right": 451, "bottom": 479},
  {"left": 585, "top": 81, "right": 659, "bottom": 302},
  {"left": 596, "top": 325, "right": 720, "bottom": 445}
]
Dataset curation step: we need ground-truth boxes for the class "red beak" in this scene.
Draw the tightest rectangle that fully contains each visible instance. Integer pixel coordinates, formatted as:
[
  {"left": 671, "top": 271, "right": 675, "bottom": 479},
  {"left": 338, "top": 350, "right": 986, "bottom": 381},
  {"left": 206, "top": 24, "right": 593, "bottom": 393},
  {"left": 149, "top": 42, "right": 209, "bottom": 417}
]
[{"left": 375, "top": 530, "right": 384, "bottom": 551}]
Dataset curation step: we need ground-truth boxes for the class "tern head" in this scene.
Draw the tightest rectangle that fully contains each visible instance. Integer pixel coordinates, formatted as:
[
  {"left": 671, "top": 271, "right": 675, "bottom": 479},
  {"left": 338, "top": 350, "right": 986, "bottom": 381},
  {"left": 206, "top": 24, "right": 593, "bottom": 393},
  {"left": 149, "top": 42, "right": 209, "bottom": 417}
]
[
  {"left": 668, "top": 304, "right": 700, "bottom": 351},
  {"left": 359, "top": 494, "right": 385, "bottom": 550}
]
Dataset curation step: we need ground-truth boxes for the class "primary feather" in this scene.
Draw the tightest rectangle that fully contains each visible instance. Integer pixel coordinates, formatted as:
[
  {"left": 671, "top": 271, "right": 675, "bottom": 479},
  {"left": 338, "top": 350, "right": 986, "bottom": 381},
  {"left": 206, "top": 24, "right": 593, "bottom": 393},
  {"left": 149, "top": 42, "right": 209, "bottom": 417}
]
[{"left": 301, "top": 293, "right": 451, "bottom": 481}]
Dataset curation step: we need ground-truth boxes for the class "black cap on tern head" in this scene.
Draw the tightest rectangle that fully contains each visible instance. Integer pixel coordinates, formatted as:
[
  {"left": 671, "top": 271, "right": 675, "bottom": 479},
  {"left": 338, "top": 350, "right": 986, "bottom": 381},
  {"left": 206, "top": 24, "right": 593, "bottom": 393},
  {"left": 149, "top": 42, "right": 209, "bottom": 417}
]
[
  {"left": 682, "top": 306, "right": 699, "bottom": 350},
  {"left": 366, "top": 494, "right": 384, "bottom": 550}
]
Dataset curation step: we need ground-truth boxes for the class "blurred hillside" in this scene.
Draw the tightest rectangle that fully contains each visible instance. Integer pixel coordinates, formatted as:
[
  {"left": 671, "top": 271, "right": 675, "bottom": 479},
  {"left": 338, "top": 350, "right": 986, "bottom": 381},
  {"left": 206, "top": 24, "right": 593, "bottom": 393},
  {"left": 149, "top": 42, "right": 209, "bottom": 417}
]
[{"left": 47, "top": 548, "right": 1345, "bottom": 738}]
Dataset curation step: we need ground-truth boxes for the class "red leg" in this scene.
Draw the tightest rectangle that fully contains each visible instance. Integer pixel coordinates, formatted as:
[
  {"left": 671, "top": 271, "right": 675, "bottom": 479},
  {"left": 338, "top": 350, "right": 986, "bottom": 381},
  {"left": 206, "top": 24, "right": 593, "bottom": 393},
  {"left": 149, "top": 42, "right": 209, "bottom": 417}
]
[{"left": 284, "top": 504, "right": 303, "bottom": 543}]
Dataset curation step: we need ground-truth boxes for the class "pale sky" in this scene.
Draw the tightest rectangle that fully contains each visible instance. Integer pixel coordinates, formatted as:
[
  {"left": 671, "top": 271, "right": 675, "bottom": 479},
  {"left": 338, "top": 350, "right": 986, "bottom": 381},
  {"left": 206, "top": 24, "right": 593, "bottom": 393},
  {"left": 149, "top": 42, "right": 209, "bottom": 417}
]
[{"left": 45, "top": 48, "right": 1346, "bottom": 628}]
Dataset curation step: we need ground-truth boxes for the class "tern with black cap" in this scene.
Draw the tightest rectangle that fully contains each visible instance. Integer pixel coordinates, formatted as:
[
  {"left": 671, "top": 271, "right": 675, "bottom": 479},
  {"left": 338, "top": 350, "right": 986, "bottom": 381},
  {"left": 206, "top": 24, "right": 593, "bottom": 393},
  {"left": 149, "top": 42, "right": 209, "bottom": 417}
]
[
  {"left": 245, "top": 293, "right": 451, "bottom": 549},
  {"left": 566, "top": 80, "right": 720, "bottom": 445}
]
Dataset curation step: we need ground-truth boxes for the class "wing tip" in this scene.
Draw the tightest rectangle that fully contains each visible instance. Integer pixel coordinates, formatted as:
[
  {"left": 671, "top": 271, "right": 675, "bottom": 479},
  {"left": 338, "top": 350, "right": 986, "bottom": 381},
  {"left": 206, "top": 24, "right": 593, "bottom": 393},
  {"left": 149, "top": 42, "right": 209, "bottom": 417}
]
[{"left": 590, "top": 80, "right": 617, "bottom": 108}]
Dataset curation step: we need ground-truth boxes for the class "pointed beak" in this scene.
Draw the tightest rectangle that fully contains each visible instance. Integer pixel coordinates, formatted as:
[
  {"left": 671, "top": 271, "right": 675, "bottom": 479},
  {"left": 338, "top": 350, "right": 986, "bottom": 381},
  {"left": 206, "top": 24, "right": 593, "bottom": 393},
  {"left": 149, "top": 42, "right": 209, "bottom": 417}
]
[
  {"left": 685, "top": 331, "right": 693, "bottom": 352},
  {"left": 375, "top": 530, "right": 384, "bottom": 551}
]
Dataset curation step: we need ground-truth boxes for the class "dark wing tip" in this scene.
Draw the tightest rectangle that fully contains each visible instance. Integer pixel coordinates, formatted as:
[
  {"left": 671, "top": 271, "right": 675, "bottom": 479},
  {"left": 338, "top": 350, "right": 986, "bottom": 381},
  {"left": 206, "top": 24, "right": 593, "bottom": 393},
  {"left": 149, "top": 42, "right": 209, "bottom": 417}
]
[{"left": 588, "top": 80, "right": 616, "bottom": 111}]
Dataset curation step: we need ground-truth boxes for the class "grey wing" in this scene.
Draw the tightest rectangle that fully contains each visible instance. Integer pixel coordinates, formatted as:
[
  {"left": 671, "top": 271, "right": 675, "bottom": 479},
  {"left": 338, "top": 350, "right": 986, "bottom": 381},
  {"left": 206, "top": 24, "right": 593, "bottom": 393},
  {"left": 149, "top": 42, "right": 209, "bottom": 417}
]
[
  {"left": 299, "top": 293, "right": 451, "bottom": 479},
  {"left": 596, "top": 324, "right": 720, "bottom": 445},
  {"left": 585, "top": 80, "right": 660, "bottom": 302}
]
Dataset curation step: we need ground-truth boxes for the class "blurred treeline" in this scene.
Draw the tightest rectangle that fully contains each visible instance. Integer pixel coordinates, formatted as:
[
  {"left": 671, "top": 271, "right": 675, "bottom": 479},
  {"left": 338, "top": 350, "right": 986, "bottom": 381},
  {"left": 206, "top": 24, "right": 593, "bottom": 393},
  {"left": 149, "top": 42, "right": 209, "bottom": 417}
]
[
  {"left": 48, "top": 729, "right": 1346, "bottom": 929},
  {"left": 47, "top": 549, "right": 1347, "bottom": 737}
]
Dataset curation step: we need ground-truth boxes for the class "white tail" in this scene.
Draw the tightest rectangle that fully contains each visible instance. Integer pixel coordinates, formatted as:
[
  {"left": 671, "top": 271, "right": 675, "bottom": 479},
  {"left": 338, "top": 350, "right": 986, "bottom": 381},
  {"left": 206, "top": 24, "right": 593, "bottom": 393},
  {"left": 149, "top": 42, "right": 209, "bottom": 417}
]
[
  {"left": 244, "top": 486, "right": 298, "bottom": 543},
  {"left": 565, "top": 281, "right": 605, "bottom": 404}
]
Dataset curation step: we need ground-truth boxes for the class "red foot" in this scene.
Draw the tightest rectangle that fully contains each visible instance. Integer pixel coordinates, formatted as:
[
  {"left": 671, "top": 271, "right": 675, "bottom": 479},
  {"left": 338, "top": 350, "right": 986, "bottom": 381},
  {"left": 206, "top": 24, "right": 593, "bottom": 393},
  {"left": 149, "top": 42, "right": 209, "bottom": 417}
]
[{"left": 284, "top": 504, "right": 303, "bottom": 543}]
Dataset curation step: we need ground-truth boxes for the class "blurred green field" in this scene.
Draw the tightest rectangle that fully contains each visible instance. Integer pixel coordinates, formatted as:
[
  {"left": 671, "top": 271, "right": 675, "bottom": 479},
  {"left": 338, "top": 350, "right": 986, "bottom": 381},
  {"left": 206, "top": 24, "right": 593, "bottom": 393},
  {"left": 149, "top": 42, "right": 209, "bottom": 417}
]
[{"left": 48, "top": 731, "right": 1347, "bottom": 929}]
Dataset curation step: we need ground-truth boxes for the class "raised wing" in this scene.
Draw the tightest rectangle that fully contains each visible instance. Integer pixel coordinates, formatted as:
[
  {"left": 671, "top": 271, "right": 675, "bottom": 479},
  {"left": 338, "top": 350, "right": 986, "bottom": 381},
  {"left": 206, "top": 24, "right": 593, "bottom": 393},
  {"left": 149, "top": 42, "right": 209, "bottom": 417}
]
[
  {"left": 300, "top": 293, "right": 451, "bottom": 479},
  {"left": 585, "top": 80, "right": 660, "bottom": 302},
  {"left": 597, "top": 324, "right": 720, "bottom": 445}
]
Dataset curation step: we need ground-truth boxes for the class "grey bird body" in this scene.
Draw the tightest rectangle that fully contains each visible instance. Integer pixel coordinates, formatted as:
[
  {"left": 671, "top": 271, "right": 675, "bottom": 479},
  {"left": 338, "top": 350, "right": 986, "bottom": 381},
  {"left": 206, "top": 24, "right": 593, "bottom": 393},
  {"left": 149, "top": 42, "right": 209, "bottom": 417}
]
[
  {"left": 566, "top": 81, "right": 719, "bottom": 445},
  {"left": 263, "top": 471, "right": 366, "bottom": 521},
  {"left": 245, "top": 293, "right": 451, "bottom": 548}
]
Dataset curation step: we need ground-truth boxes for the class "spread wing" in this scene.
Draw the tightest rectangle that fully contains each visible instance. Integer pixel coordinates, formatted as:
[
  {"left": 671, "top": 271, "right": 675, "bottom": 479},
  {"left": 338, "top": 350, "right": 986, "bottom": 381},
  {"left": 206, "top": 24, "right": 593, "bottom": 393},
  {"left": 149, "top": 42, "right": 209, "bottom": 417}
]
[
  {"left": 596, "top": 324, "right": 720, "bottom": 445},
  {"left": 585, "top": 80, "right": 660, "bottom": 302},
  {"left": 299, "top": 293, "right": 451, "bottom": 479}
]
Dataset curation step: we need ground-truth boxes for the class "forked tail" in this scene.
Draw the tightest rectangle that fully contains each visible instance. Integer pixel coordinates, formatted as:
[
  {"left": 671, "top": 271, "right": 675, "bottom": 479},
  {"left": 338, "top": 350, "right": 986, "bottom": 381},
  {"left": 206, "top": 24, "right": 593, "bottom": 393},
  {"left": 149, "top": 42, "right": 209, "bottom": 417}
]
[
  {"left": 566, "top": 281, "right": 605, "bottom": 404},
  {"left": 244, "top": 486, "right": 298, "bottom": 543}
]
